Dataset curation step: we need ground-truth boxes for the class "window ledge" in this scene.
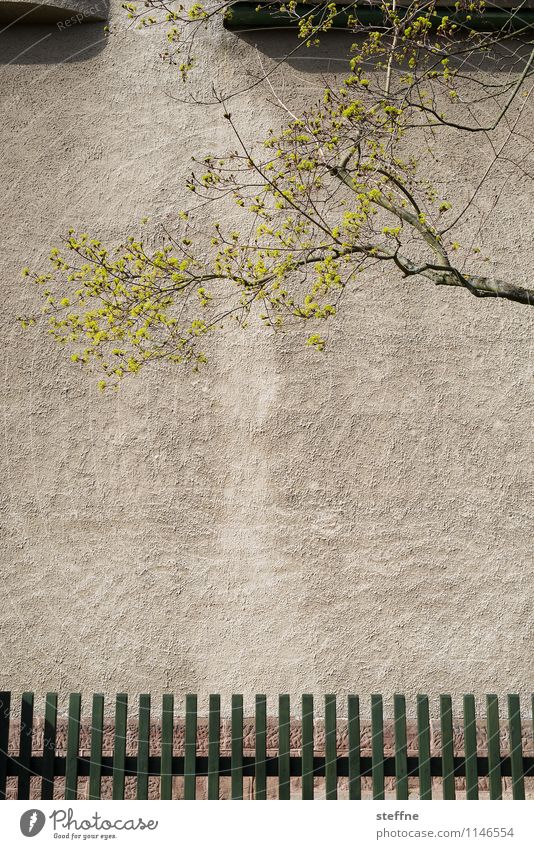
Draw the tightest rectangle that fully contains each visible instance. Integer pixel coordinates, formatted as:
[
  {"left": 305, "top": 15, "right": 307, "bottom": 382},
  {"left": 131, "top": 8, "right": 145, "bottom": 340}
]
[{"left": 224, "top": 1, "right": 534, "bottom": 32}]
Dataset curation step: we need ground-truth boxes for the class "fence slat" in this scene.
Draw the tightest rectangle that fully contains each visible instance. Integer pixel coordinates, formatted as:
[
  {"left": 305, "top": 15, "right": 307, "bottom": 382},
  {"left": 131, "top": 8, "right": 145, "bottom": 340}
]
[
  {"left": 463, "top": 695, "right": 478, "bottom": 800},
  {"left": 65, "top": 693, "right": 81, "bottom": 800},
  {"left": 207, "top": 695, "right": 220, "bottom": 800},
  {"left": 112, "top": 694, "right": 127, "bottom": 800},
  {"left": 278, "top": 695, "right": 290, "bottom": 799},
  {"left": 18, "top": 692, "right": 34, "bottom": 800},
  {"left": 486, "top": 694, "right": 502, "bottom": 800},
  {"left": 255, "top": 695, "right": 266, "bottom": 800},
  {"left": 417, "top": 695, "right": 432, "bottom": 800},
  {"left": 508, "top": 695, "right": 525, "bottom": 800},
  {"left": 88, "top": 694, "right": 104, "bottom": 801},
  {"left": 394, "top": 694, "right": 408, "bottom": 800},
  {"left": 0, "top": 692, "right": 10, "bottom": 800},
  {"left": 325, "top": 694, "right": 337, "bottom": 800},
  {"left": 231, "top": 695, "right": 243, "bottom": 800},
  {"left": 348, "top": 695, "right": 360, "bottom": 800},
  {"left": 160, "top": 694, "right": 174, "bottom": 800},
  {"left": 302, "top": 694, "right": 314, "bottom": 800},
  {"left": 41, "top": 693, "right": 57, "bottom": 801},
  {"left": 184, "top": 694, "right": 197, "bottom": 800},
  {"left": 371, "top": 694, "right": 384, "bottom": 800},
  {"left": 440, "top": 695, "right": 455, "bottom": 800},
  {"left": 137, "top": 694, "right": 150, "bottom": 801}
]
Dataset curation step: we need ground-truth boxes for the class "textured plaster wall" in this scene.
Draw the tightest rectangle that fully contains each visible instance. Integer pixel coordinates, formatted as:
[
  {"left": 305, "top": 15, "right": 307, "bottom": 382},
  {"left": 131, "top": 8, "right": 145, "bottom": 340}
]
[{"left": 0, "top": 8, "right": 533, "bottom": 711}]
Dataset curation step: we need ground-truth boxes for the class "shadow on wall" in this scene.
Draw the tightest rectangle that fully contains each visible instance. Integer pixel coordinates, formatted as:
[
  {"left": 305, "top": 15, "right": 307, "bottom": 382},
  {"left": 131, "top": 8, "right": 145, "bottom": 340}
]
[
  {"left": 0, "top": 0, "right": 108, "bottom": 63},
  {"left": 235, "top": 28, "right": 534, "bottom": 75},
  {"left": 2, "top": 9, "right": 530, "bottom": 69},
  {"left": 237, "top": 29, "right": 357, "bottom": 76}
]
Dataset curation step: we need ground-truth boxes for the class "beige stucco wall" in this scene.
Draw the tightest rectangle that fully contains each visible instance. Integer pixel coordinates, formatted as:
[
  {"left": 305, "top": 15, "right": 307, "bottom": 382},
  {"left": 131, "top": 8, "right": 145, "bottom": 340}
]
[{"left": 0, "top": 7, "right": 533, "bottom": 714}]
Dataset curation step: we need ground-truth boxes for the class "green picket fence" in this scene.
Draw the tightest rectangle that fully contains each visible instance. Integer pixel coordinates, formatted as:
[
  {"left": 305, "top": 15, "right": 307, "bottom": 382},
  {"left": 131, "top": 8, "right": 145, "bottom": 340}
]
[{"left": 0, "top": 692, "right": 532, "bottom": 800}]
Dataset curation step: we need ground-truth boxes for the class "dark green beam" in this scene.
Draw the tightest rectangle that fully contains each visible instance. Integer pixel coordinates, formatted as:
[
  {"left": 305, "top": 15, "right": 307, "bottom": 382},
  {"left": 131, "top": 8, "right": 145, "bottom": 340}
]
[{"left": 224, "top": 2, "right": 534, "bottom": 31}]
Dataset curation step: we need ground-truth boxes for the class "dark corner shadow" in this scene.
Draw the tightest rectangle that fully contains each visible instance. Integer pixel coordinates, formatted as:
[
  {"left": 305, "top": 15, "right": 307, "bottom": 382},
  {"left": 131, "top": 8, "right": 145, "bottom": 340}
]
[
  {"left": 231, "top": 28, "right": 534, "bottom": 75},
  {"left": 0, "top": 0, "right": 108, "bottom": 63}
]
